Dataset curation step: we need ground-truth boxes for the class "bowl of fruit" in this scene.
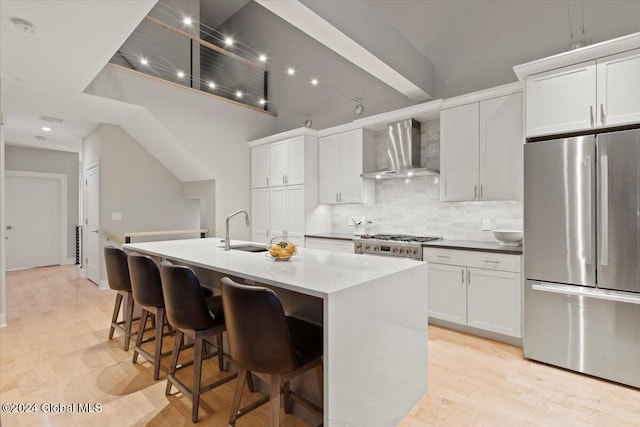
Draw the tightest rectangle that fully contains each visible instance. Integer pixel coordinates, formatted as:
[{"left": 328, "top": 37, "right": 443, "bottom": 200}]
[{"left": 267, "top": 239, "right": 297, "bottom": 261}]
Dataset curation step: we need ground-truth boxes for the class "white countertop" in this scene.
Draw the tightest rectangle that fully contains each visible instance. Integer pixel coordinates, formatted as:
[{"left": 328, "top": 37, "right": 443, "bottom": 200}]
[{"left": 124, "top": 238, "right": 424, "bottom": 298}]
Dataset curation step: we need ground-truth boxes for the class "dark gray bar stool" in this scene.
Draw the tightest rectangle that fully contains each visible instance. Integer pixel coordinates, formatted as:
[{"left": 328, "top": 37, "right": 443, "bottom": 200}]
[
  {"left": 160, "top": 263, "right": 237, "bottom": 423},
  {"left": 104, "top": 245, "right": 136, "bottom": 351},
  {"left": 221, "top": 277, "right": 323, "bottom": 427},
  {"left": 128, "top": 254, "right": 173, "bottom": 380}
]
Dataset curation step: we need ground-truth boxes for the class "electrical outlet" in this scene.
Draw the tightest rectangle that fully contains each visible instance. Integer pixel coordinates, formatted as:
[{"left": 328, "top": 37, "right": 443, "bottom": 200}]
[
  {"left": 112, "top": 212, "right": 122, "bottom": 221},
  {"left": 482, "top": 218, "right": 491, "bottom": 231}
]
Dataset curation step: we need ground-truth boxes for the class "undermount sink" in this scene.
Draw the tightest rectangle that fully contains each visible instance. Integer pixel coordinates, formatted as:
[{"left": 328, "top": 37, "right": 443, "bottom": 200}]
[{"left": 228, "top": 244, "right": 268, "bottom": 253}]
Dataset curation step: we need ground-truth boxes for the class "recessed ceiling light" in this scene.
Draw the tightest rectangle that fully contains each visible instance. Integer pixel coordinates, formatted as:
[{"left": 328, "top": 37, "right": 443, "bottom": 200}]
[
  {"left": 42, "top": 126, "right": 51, "bottom": 132},
  {"left": 224, "top": 36, "right": 234, "bottom": 46},
  {"left": 208, "top": 81, "right": 216, "bottom": 89},
  {"left": 177, "top": 71, "right": 185, "bottom": 78},
  {"left": 235, "top": 90, "right": 243, "bottom": 98},
  {"left": 259, "top": 99, "right": 266, "bottom": 105},
  {"left": 310, "top": 78, "right": 319, "bottom": 86},
  {"left": 183, "top": 17, "right": 193, "bottom": 25},
  {"left": 140, "top": 57, "right": 148, "bottom": 65},
  {"left": 259, "top": 54, "right": 267, "bottom": 62},
  {"left": 287, "top": 67, "right": 295, "bottom": 76},
  {"left": 10, "top": 17, "right": 36, "bottom": 34}
]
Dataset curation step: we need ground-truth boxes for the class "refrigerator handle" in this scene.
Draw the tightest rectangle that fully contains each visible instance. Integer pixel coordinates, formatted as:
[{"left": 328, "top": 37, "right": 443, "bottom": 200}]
[
  {"left": 600, "top": 156, "right": 609, "bottom": 266},
  {"left": 584, "top": 157, "right": 592, "bottom": 264}
]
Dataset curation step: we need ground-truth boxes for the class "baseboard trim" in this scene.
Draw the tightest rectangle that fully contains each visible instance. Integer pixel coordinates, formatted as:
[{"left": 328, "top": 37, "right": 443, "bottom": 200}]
[
  {"left": 0, "top": 312, "right": 7, "bottom": 328},
  {"left": 99, "top": 280, "right": 109, "bottom": 290}
]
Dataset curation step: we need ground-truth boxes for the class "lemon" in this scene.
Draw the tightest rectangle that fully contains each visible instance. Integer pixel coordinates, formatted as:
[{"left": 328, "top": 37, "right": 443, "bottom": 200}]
[{"left": 285, "top": 242, "right": 296, "bottom": 254}]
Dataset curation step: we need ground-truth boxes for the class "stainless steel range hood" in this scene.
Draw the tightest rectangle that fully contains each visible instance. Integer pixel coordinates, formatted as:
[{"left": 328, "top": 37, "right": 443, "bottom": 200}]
[{"left": 362, "top": 118, "right": 439, "bottom": 180}]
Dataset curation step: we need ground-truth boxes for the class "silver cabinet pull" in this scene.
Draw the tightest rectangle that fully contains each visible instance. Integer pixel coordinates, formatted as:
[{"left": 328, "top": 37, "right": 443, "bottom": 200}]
[
  {"left": 480, "top": 184, "right": 484, "bottom": 199},
  {"left": 266, "top": 177, "right": 269, "bottom": 187},
  {"left": 436, "top": 255, "right": 450, "bottom": 259},
  {"left": 336, "top": 193, "right": 339, "bottom": 203},
  {"left": 92, "top": 229, "right": 99, "bottom": 233},
  {"left": 467, "top": 269, "right": 471, "bottom": 284},
  {"left": 600, "top": 104, "right": 605, "bottom": 125},
  {"left": 590, "top": 105, "right": 595, "bottom": 126},
  {"left": 474, "top": 184, "right": 478, "bottom": 199},
  {"left": 483, "top": 260, "right": 500, "bottom": 264},
  {"left": 283, "top": 174, "right": 286, "bottom": 184},
  {"left": 6, "top": 225, "right": 13, "bottom": 230},
  {"left": 600, "top": 155, "right": 609, "bottom": 266},
  {"left": 339, "top": 192, "right": 342, "bottom": 202},
  {"left": 461, "top": 269, "right": 465, "bottom": 284}
]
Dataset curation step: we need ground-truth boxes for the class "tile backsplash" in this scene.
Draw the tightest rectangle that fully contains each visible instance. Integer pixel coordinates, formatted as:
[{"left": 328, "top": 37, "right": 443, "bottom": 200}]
[{"left": 330, "top": 120, "right": 523, "bottom": 241}]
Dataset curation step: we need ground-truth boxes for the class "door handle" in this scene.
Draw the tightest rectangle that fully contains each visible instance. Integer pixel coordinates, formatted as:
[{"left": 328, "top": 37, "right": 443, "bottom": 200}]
[
  {"left": 584, "top": 157, "right": 592, "bottom": 264},
  {"left": 600, "top": 156, "right": 609, "bottom": 266}
]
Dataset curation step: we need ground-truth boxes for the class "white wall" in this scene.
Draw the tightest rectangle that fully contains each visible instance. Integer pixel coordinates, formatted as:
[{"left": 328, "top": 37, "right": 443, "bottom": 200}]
[
  {"left": 0, "top": 108, "right": 6, "bottom": 327},
  {"left": 83, "top": 123, "right": 200, "bottom": 281},
  {"left": 5, "top": 145, "right": 80, "bottom": 260}
]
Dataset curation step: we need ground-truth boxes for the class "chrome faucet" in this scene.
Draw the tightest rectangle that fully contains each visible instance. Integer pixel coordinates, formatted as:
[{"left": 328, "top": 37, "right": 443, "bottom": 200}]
[{"left": 225, "top": 210, "right": 250, "bottom": 250}]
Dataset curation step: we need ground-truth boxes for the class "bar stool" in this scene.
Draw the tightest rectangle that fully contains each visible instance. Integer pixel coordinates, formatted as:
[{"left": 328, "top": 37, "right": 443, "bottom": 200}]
[
  {"left": 160, "top": 263, "right": 237, "bottom": 423},
  {"left": 127, "top": 254, "right": 173, "bottom": 380},
  {"left": 221, "top": 277, "right": 323, "bottom": 427},
  {"left": 104, "top": 245, "right": 136, "bottom": 351}
]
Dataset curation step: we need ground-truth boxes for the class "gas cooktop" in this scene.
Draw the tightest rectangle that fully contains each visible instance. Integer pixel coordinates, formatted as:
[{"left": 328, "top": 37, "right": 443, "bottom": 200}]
[
  {"left": 355, "top": 234, "right": 441, "bottom": 259},
  {"left": 361, "top": 234, "right": 441, "bottom": 243}
]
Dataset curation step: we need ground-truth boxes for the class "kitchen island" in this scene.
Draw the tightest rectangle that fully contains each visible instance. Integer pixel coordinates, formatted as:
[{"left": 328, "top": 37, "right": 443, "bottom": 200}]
[{"left": 123, "top": 237, "right": 428, "bottom": 427}]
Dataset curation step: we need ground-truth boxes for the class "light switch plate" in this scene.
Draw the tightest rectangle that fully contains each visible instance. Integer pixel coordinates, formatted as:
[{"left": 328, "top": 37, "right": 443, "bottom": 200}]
[
  {"left": 482, "top": 218, "right": 491, "bottom": 231},
  {"left": 112, "top": 212, "right": 122, "bottom": 221}
]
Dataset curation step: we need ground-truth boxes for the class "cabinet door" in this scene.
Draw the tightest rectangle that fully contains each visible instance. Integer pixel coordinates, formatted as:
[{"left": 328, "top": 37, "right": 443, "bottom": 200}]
[
  {"left": 427, "top": 263, "right": 467, "bottom": 325},
  {"left": 525, "top": 61, "right": 596, "bottom": 137},
  {"left": 479, "top": 93, "right": 524, "bottom": 201},
  {"left": 339, "top": 129, "right": 365, "bottom": 203},
  {"left": 467, "top": 268, "right": 521, "bottom": 337},
  {"left": 318, "top": 134, "right": 341, "bottom": 204},
  {"left": 269, "top": 186, "right": 286, "bottom": 240},
  {"left": 597, "top": 48, "right": 640, "bottom": 127},
  {"left": 251, "top": 188, "right": 270, "bottom": 239},
  {"left": 286, "top": 136, "right": 306, "bottom": 185},
  {"left": 285, "top": 185, "right": 306, "bottom": 235},
  {"left": 441, "top": 103, "right": 480, "bottom": 201},
  {"left": 270, "top": 141, "right": 287, "bottom": 187},
  {"left": 251, "top": 145, "right": 270, "bottom": 188}
]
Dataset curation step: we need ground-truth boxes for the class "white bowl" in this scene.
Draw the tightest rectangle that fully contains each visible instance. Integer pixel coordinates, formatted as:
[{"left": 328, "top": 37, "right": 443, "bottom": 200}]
[{"left": 492, "top": 229, "right": 523, "bottom": 246}]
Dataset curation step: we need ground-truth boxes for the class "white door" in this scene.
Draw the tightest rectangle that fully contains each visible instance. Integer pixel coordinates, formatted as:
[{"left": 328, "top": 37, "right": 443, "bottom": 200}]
[
  {"left": 6, "top": 175, "right": 61, "bottom": 270},
  {"left": 440, "top": 103, "right": 480, "bottom": 201},
  {"left": 269, "top": 141, "right": 286, "bottom": 187},
  {"left": 251, "top": 188, "right": 270, "bottom": 244},
  {"left": 427, "top": 263, "right": 467, "bottom": 325},
  {"left": 286, "top": 136, "right": 306, "bottom": 185},
  {"left": 525, "top": 60, "right": 596, "bottom": 137},
  {"left": 285, "top": 184, "right": 306, "bottom": 246},
  {"left": 339, "top": 129, "right": 365, "bottom": 203},
  {"left": 467, "top": 267, "right": 521, "bottom": 337},
  {"left": 269, "top": 186, "right": 286, "bottom": 241},
  {"left": 597, "top": 48, "right": 640, "bottom": 127},
  {"left": 479, "top": 93, "right": 524, "bottom": 201},
  {"left": 251, "top": 144, "right": 271, "bottom": 189},
  {"left": 318, "top": 134, "right": 341, "bottom": 204},
  {"left": 85, "top": 165, "right": 101, "bottom": 284}
]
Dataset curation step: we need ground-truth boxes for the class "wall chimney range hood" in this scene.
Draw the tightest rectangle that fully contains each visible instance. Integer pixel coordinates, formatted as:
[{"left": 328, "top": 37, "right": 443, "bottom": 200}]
[{"left": 362, "top": 118, "right": 439, "bottom": 180}]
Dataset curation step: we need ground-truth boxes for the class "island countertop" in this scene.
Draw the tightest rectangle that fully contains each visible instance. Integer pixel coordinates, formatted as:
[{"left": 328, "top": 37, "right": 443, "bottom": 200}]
[{"left": 124, "top": 237, "right": 425, "bottom": 298}]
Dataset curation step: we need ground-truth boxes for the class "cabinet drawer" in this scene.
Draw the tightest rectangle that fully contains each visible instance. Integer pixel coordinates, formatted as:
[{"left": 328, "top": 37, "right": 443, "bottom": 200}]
[
  {"left": 306, "top": 237, "right": 353, "bottom": 253},
  {"left": 424, "top": 248, "right": 521, "bottom": 273}
]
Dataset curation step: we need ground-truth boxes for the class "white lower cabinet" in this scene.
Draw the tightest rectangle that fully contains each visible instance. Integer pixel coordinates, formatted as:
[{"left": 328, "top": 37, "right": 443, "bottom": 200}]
[{"left": 426, "top": 248, "right": 522, "bottom": 338}]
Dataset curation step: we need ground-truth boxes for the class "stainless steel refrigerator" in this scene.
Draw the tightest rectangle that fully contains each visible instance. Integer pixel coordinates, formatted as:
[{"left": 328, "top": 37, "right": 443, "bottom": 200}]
[{"left": 524, "top": 128, "right": 640, "bottom": 388}]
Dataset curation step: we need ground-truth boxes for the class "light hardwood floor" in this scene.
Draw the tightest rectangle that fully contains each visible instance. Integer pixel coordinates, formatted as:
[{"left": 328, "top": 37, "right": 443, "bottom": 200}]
[{"left": 1, "top": 265, "right": 638, "bottom": 426}]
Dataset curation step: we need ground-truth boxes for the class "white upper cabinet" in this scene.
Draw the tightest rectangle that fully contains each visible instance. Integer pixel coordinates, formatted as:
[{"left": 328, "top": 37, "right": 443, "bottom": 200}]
[
  {"left": 318, "top": 129, "right": 374, "bottom": 205},
  {"left": 441, "top": 88, "right": 523, "bottom": 202},
  {"left": 268, "top": 135, "right": 305, "bottom": 187},
  {"left": 525, "top": 61, "right": 596, "bottom": 137},
  {"left": 597, "top": 48, "right": 640, "bottom": 127},
  {"left": 524, "top": 47, "right": 640, "bottom": 137},
  {"left": 441, "top": 103, "right": 480, "bottom": 201},
  {"left": 480, "top": 92, "right": 524, "bottom": 201},
  {"left": 251, "top": 144, "right": 270, "bottom": 189}
]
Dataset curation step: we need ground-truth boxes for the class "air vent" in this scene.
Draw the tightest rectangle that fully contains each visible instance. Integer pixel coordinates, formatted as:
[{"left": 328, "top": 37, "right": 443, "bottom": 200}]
[
  {"left": 35, "top": 135, "right": 47, "bottom": 141},
  {"left": 40, "top": 115, "right": 65, "bottom": 123}
]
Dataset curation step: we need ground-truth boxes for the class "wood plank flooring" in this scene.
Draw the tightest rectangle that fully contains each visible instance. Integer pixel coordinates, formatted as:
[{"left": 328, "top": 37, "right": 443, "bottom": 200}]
[{"left": 1, "top": 265, "right": 638, "bottom": 426}]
